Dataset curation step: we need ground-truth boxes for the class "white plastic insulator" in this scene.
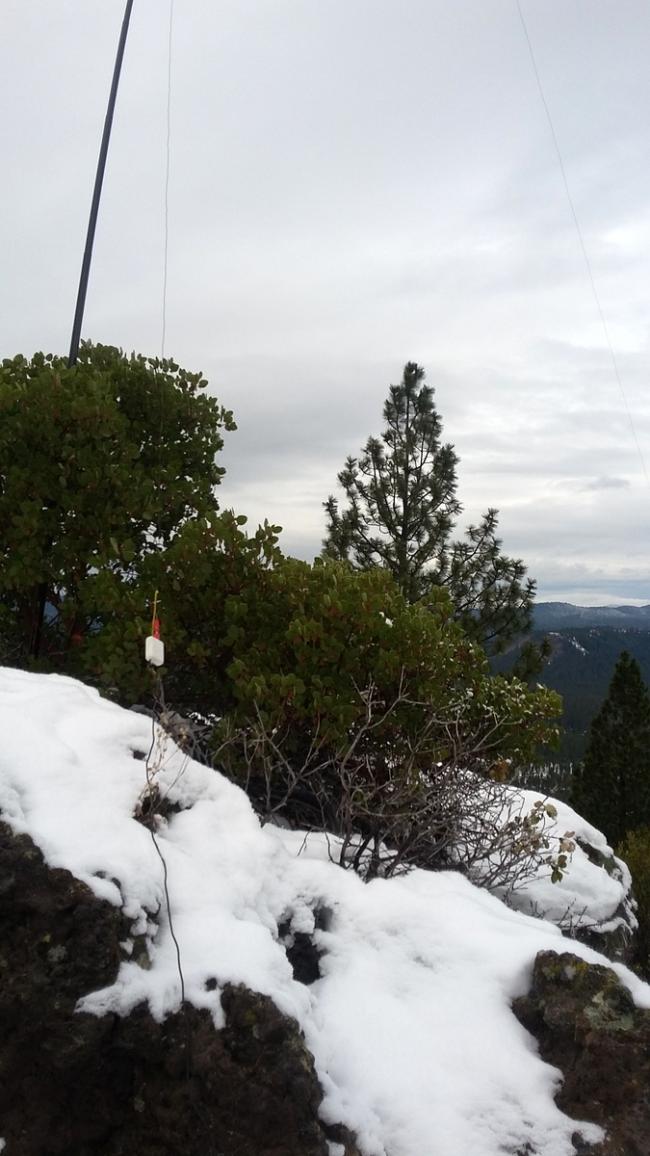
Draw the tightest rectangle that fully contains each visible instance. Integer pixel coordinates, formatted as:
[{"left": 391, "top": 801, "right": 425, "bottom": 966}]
[{"left": 145, "top": 636, "right": 165, "bottom": 667}]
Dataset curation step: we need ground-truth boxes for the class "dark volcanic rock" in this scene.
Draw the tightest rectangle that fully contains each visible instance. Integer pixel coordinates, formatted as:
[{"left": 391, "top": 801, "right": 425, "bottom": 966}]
[
  {"left": 513, "top": 950, "right": 650, "bottom": 1156},
  {"left": 0, "top": 821, "right": 357, "bottom": 1156}
]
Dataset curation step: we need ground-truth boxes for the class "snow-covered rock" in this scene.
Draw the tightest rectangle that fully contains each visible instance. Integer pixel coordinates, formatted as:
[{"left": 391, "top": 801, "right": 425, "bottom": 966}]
[
  {"left": 489, "top": 787, "right": 636, "bottom": 958},
  {"left": 1, "top": 667, "right": 649, "bottom": 1156}
]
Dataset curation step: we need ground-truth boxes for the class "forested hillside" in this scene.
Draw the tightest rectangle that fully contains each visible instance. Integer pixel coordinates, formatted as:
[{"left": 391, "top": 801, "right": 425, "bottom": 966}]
[{"left": 497, "top": 625, "right": 650, "bottom": 763}]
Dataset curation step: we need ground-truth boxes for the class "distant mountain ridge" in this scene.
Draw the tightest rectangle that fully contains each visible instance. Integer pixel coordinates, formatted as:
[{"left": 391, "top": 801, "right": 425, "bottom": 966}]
[{"left": 534, "top": 602, "right": 650, "bottom": 630}]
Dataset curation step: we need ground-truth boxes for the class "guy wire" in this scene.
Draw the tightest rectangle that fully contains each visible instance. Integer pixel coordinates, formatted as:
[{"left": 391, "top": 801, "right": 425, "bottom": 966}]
[{"left": 516, "top": 0, "right": 649, "bottom": 487}]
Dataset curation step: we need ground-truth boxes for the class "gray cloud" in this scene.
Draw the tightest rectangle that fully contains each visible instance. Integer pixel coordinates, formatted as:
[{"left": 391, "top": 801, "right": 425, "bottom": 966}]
[
  {"left": 585, "top": 476, "right": 631, "bottom": 491},
  {"left": 3, "top": 0, "right": 650, "bottom": 604}
]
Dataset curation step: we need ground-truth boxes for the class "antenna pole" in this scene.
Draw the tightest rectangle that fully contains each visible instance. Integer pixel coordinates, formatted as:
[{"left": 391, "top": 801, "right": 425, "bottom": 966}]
[{"left": 68, "top": 0, "right": 134, "bottom": 366}]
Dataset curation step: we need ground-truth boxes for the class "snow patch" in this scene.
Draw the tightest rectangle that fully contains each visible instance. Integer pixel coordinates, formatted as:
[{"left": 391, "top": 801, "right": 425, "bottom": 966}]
[
  {"left": 1, "top": 668, "right": 649, "bottom": 1156},
  {"left": 569, "top": 636, "right": 588, "bottom": 655}
]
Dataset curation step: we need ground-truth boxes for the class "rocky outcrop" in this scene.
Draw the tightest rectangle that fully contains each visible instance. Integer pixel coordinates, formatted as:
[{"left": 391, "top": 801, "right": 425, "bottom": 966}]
[
  {"left": 0, "top": 822, "right": 357, "bottom": 1156},
  {"left": 513, "top": 950, "right": 650, "bottom": 1156}
]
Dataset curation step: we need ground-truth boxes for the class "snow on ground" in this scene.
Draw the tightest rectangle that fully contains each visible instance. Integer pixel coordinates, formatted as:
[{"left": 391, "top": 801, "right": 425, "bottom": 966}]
[{"left": 1, "top": 667, "right": 649, "bottom": 1156}]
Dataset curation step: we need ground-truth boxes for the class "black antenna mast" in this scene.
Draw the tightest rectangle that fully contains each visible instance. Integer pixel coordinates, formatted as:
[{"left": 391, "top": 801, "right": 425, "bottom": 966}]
[{"left": 68, "top": 0, "right": 134, "bottom": 366}]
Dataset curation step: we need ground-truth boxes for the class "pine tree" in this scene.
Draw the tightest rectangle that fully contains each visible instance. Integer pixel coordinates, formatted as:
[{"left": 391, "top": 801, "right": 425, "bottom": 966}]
[
  {"left": 323, "top": 362, "right": 534, "bottom": 648},
  {"left": 571, "top": 651, "right": 650, "bottom": 846}
]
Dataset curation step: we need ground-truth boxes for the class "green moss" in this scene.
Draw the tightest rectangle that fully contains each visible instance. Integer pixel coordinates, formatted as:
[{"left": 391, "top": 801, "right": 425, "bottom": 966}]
[{"left": 242, "top": 1007, "right": 259, "bottom": 1029}]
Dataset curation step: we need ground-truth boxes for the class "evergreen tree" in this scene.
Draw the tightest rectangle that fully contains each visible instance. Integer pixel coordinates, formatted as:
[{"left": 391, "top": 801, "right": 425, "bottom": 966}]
[
  {"left": 323, "top": 362, "right": 534, "bottom": 648},
  {"left": 571, "top": 651, "right": 650, "bottom": 845}
]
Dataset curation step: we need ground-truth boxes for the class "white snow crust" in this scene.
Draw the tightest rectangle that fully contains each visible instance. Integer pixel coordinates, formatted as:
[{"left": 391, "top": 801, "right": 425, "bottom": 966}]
[
  {"left": 1, "top": 667, "right": 649, "bottom": 1156},
  {"left": 503, "top": 788, "right": 635, "bottom": 933}
]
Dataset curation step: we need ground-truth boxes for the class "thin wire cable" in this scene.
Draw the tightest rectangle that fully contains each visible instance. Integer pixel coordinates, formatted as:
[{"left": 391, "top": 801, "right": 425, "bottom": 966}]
[
  {"left": 161, "top": 0, "right": 174, "bottom": 359},
  {"left": 144, "top": 679, "right": 193, "bottom": 1078},
  {"left": 516, "top": 0, "right": 650, "bottom": 487},
  {"left": 144, "top": 693, "right": 186, "bottom": 1011}
]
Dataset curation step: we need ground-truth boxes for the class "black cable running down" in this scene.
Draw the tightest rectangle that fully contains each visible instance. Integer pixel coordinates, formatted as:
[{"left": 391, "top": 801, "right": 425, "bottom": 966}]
[{"left": 68, "top": 0, "right": 135, "bottom": 366}]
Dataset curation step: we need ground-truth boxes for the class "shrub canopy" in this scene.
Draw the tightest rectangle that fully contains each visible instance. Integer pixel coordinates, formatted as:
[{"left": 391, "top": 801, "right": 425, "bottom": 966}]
[{"left": 0, "top": 343, "right": 234, "bottom": 662}]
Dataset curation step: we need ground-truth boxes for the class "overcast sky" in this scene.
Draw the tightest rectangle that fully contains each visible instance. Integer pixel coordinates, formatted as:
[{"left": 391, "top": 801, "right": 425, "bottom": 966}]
[{"left": 3, "top": 0, "right": 650, "bottom": 605}]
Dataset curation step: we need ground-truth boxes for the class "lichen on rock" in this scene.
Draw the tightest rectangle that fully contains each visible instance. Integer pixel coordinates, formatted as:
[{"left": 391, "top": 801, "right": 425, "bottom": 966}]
[{"left": 513, "top": 949, "right": 650, "bottom": 1155}]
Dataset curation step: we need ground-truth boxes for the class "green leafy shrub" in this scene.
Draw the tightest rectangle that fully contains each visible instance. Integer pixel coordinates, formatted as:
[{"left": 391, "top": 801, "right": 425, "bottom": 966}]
[
  {"left": 76, "top": 510, "right": 282, "bottom": 709},
  {"left": 220, "top": 556, "right": 557, "bottom": 757},
  {"left": 215, "top": 556, "right": 561, "bottom": 878},
  {"left": 0, "top": 343, "right": 234, "bottom": 664}
]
